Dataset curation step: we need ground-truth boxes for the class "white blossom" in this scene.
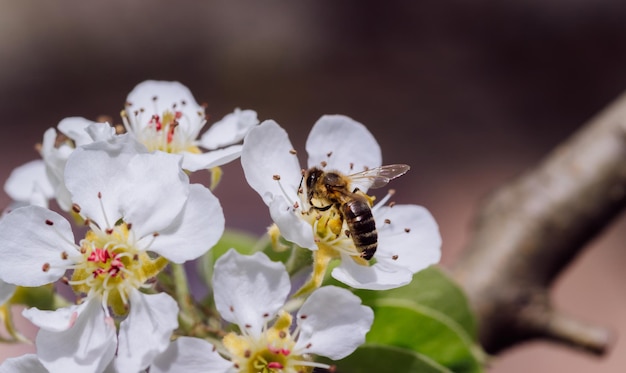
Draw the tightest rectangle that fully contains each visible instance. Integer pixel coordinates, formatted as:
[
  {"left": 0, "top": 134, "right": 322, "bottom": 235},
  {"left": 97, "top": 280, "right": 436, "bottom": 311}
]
[
  {"left": 122, "top": 80, "right": 259, "bottom": 172},
  {"left": 241, "top": 115, "right": 441, "bottom": 290},
  {"left": 0, "top": 134, "right": 224, "bottom": 372},
  {"left": 4, "top": 118, "right": 113, "bottom": 211},
  {"left": 150, "top": 249, "right": 373, "bottom": 373}
]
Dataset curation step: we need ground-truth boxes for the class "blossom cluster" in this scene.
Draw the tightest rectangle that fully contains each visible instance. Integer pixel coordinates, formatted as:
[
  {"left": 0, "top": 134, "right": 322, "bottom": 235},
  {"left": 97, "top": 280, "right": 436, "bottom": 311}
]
[{"left": 0, "top": 81, "right": 441, "bottom": 373}]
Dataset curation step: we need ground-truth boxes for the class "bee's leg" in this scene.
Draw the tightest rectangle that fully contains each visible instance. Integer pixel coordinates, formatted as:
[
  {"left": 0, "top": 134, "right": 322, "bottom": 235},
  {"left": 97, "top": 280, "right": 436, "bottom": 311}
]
[
  {"left": 308, "top": 196, "right": 333, "bottom": 211},
  {"left": 311, "top": 204, "right": 333, "bottom": 212},
  {"left": 298, "top": 174, "right": 304, "bottom": 191}
]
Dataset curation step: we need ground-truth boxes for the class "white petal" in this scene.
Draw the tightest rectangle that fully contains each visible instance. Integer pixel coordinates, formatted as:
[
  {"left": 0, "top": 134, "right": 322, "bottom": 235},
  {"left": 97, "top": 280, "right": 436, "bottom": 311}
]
[
  {"left": 331, "top": 253, "right": 414, "bottom": 290},
  {"left": 41, "top": 128, "right": 74, "bottom": 179},
  {"left": 40, "top": 127, "right": 74, "bottom": 210},
  {"left": 113, "top": 291, "right": 179, "bottom": 373},
  {"left": 269, "top": 197, "right": 316, "bottom": 250},
  {"left": 213, "top": 249, "right": 290, "bottom": 338},
  {"left": 3, "top": 160, "right": 54, "bottom": 207},
  {"left": 241, "top": 120, "right": 302, "bottom": 206},
  {"left": 1, "top": 201, "right": 28, "bottom": 216},
  {"left": 148, "top": 184, "right": 224, "bottom": 263},
  {"left": 0, "top": 206, "right": 75, "bottom": 286},
  {"left": 127, "top": 80, "right": 200, "bottom": 108},
  {"left": 200, "top": 108, "right": 259, "bottom": 150},
  {"left": 306, "top": 115, "right": 382, "bottom": 175},
  {"left": 0, "top": 279, "right": 15, "bottom": 305},
  {"left": 180, "top": 145, "right": 242, "bottom": 172},
  {"left": 86, "top": 122, "right": 117, "bottom": 142},
  {"left": 0, "top": 354, "right": 47, "bottom": 373},
  {"left": 66, "top": 146, "right": 189, "bottom": 238},
  {"left": 375, "top": 204, "right": 442, "bottom": 272},
  {"left": 31, "top": 298, "right": 117, "bottom": 373},
  {"left": 294, "top": 286, "right": 373, "bottom": 360},
  {"left": 80, "top": 131, "right": 148, "bottom": 154},
  {"left": 23, "top": 302, "right": 84, "bottom": 333},
  {"left": 115, "top": 152, "right": 189, "bottom": 237},
  {"left": 57, "top": 117, "right": 98, "bottom": 147},
  {"left": 63, "top": 135, "right": 144, "bottom": 226},
  {"left": 332, "top": 204, "right": 441, "bottom": 290},
  {"left": 150, "top": 337, "right": 233, "bottom": 373}
]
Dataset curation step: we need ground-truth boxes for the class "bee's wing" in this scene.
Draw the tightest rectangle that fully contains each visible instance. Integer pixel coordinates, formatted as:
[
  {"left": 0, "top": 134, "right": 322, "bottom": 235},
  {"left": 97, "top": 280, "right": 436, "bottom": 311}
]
[{"left": 349, "top": 164, "right": 410, "bottom": 191}]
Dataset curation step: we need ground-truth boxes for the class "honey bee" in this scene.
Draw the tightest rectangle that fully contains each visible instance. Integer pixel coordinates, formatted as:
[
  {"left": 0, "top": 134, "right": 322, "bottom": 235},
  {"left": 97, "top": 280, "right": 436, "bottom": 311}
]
[{"left": 303, "top": 164, "right": 410, "bottom": 260}]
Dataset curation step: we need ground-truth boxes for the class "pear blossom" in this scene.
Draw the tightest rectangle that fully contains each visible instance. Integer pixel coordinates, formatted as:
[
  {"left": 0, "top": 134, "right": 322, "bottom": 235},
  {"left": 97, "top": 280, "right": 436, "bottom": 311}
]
[
  {"left": 241, "top": 115, "right": 441, "bottom": 291},
  {"left": 149, "top": 249, "right": 373, "bottom": 373},
  {"left": 4, "top": 118, "right": 113, "bottom": 211},
  {"left": 0, "top": 134, "right": 225, "bottom": 372},
  {"left": 121, "top": 80, "right": 259, "bottom": 173}
]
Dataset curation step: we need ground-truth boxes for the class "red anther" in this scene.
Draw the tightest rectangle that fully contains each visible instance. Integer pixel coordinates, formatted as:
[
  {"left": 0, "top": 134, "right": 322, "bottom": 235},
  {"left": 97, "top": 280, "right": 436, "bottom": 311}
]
[
  {"left": 150, "top": 115, "right": 163, "bottom": 131},
  {"left": 268, "top": 344, "right": 291, "bottom": 356},
  {"left": 88, "top": 248, "right": 110, "bottom": 263},
  {"left": 267, "top": 362, "right": 283, "bottom": 369}
]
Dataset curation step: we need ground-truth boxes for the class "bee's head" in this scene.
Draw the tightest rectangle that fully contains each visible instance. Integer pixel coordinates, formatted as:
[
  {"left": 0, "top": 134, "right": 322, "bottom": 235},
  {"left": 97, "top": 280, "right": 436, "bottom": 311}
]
[{"left": 305, "top": 167, "right": 324, "bottom": 197}]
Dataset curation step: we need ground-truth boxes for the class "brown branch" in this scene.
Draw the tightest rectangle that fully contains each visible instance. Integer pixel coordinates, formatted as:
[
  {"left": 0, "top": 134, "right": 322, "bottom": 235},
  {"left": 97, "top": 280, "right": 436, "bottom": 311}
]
[{"left": 451, "top": 91, "right": 626, "bottom": 356}]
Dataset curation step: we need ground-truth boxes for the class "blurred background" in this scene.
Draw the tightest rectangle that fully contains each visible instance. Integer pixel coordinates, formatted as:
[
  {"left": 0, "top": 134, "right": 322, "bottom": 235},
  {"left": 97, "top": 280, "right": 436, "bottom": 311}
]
[{"left": 1, "top": 1, "right": 626, "bottom": 371}]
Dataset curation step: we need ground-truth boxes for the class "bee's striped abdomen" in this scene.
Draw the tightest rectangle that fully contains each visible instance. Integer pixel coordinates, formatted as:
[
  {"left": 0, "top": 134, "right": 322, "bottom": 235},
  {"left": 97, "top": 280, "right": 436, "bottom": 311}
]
[{"left": 342, "top": 199, "right": 377, "bottom": 260}]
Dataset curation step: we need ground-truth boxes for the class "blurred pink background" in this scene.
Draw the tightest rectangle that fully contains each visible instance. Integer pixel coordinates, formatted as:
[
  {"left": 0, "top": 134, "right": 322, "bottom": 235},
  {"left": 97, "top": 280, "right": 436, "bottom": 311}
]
[{"left": 1, "top": 2, "right": 625, "bottom": 371}]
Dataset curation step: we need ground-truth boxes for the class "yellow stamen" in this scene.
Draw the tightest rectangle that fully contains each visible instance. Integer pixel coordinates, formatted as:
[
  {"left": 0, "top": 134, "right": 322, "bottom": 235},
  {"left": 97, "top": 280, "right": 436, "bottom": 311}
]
[
  {"left": 0, "top": 303, "right": 30, "bottom": 343},
  {"left": 268, "top": 224, "right": 289, "bottom": 252},
  {"left": 209, "top": 166, "right": 223, "bottom": 190},
  {"left": 293, "top": 244, "right": 337, "bottom": 298}
]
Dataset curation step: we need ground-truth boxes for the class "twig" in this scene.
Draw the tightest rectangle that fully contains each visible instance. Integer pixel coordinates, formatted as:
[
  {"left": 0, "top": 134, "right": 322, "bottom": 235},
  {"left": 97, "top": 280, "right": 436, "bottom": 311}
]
[{"left": 451, "top": 91, "right": 626, "bottom": 355}]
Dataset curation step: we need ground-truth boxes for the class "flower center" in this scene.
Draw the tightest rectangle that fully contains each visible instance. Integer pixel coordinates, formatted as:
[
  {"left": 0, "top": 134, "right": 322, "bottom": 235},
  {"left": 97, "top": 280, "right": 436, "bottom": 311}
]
[
  {"left": 69, "top": 223, "right": 165, "bottom": 316},
  {"left": 292, "top": 184, "right": 365, "bottom": 259},
  {"left": 223, "top": 311, "right": 315, "bottom": 373},
  {"left": 250, "top": 348, "right": 289, "bottom": 373},
  {"left": 144, "top": 111, "right": 182, "bottom": 152},
  {"left": 122, "top": 107, "right": 203, "bottom": 155},
  {"left": 312, "top": 207, "right": 360, "bottom": 256},
  {"left": 87, "top": 248, "right": 125, "bottom": 279}
]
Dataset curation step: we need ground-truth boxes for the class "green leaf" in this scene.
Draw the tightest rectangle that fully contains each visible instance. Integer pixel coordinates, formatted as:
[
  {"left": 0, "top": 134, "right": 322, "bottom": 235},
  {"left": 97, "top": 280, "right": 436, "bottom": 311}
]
[
  {"left": 354, "top": 266, "right": 477, "bottom": 339},
  {"left": 329, "top": 344, "right": 453, "bottom": 373},
  {"left": 344, "top": 266, "right": 485, "bottom": 372},
  {"left": 206, "top": 229, "right": 261, "bottom": 258},
  {"left": 367, "top": 300, "right": 483, "bottom": 373}
]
